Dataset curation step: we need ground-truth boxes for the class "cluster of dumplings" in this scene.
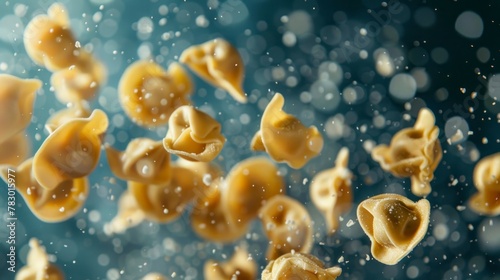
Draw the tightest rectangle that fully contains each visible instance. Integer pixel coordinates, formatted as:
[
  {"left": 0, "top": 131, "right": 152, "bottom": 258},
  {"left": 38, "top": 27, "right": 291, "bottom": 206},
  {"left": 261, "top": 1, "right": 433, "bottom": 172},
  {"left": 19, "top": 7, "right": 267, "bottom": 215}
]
[{"left": 3, "top": 2, "right": 498, "bottom": 279}]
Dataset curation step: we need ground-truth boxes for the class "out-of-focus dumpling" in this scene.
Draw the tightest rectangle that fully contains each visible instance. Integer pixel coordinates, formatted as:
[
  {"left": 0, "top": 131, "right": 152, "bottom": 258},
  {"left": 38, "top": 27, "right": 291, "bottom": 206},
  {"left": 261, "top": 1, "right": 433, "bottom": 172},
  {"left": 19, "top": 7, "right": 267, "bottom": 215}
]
[
  {"left": 119, "top": 60, "right": 193, "bottom": 127},
  {"left": 262, "top": 252, "right": 342, "bottom": 280},
  {"left": 469, "top": 152, "right": 500, "bottom": 215},
  {"left": 310, "top": 147, "right": 353, "bottom": 234},
  {"left": 15, "top": 238, "right": 64, "bottom": 280},
  {"left": 0, "top": 132, "right": 30, "bottom": 166},
  {"left": 204, "top": 247, "right": 257, "bottom": 280},
  {"left": 180, "top": 38, "right": 246, "bottom": 103}
]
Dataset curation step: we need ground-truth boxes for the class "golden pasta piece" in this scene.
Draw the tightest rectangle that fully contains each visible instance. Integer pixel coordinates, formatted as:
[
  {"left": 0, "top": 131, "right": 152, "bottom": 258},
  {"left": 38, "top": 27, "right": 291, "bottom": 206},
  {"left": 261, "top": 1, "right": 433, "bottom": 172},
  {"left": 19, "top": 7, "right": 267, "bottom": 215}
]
[
  {"left": 251, "top": 93, "right": 324, "bottom": 169},
  {"left": 45, "top": 101, "right": 91, "bottom": 133},
  {"left": 262, "top": 252, "right": 342, "bottom": 280},
  {"left": 163, "top": 105, "right": 225, "bottom": 162},
  {"left": 0, "top": 74, "right": 41, "bottom": 144},
  {"left": 0, "top": 158, "right": 88, "bottom": 222},
  {"left": 191, "top": 179, "right": 249, "bottom": 242},
  {"left": 106, "top": 138, "right": 172, "bottom": 185},
  {"left": 357, "top": 193, "right": 430, "bottom": 265},
  {"left": 24, "top": 3, "right": 80, "bottom": 71},
  {"left": 129, "top": 165, "right": 200, "bottom": 222},
  {"left": 103, "top": 190, "right": 146, "bottom": 235},
  {"left": 51, "top": 52, "right": 107, "bottom": 103},
  {"left": 0, "top": 132, "right": 30, "bottom": 166},
  {"left": 33, "top": 109, "right": 108, "bottom": 190},
  {"left": 119, "top": 60, "right": 193, "bottom": 127},
  {"left": 204, "top": 247, "right": 257, "bottom": 280},
  {"left": 143, "top": 273, "right": 168, "bottom": 280},
  {"left": 175, "top": 158, "right": 224, "bottom": 183},
  {"left": 222, "top": 157, "right": 285, "bottom": 226},
  {"left": 15, "top": 238, "right": 64, "bottom": 280},
  {"left": 371, "top": 108, "right": 442, "bottom": 197},
  {"left": 259, "top": 195, "right": 313, "bottom": 260},
  {"left": 310, "top": 147, "right": 353, "bottom": 234},
  {"left": 180, "top": 38, "right": 246, "bottom": 103},
  {"left": 468, "top": 153, "right": 500, "bottom": 215}
]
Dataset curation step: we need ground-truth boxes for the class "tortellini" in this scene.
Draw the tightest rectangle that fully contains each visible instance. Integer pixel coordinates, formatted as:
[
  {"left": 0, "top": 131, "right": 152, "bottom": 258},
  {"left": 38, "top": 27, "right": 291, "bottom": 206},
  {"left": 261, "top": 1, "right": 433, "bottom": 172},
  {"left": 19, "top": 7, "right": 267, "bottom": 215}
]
[
  {"left": 103, "top": 190, "right": 146, "bottom": 235},
  {"left": 371, "top": 108, "right": 442, "bottom": 197},
  {"left": 310, "top": 147, "right": 353, "bottom": 234},
  {"left": 163, "top": 105, "right": 225, "bottom": 162},
  {"left": 262, "top": 252, "right": 342, "bottom": 280},
  {"left": 204, "top": 247, "right": 257, "bottom": 280},
  {"left": 222, "top": 157, "right": 285, "bottom": 226},
  {"left": 0, "top": 158, "right": 88, "bottom": 222},
  {"left": 357, "top": 193, "right": 430, "bottom": 265},
  {"left": 128, "top": 165, "right": 200, "bottom": 222},
  {"left": 251, "top": 93, "right": 324, "bottom": 169},
  {"left": 24, "top": 3, "right": 105, "bottom": 103},
  {"left": 468, "top": 152, "right": 500, "bottom": 215},
  {"left": 0, "top": 132, "right": 30, "bottom": 166},
  {"left": 119, "top": 60, "right": 193, "bottom": 127},
  {"left": 259, "top": 195, "right": 313, "bottom": 260},
  {"left": 33, "top": 109, "right": 108, "bottom": 190},
  {"left": 0, "top": 74, "right": 41, "bottom": 144},
  {"left": 180, "top": 38, "right": 246, "bottom": 103},
  {"left": 190, "top": 178, "right": 249, "bottom": 242},
  {"left": 45, "top": 101, "right": 91, "bottom": 133},
  {"left": 16, "top": 238, "right": 65, "bottom": 280},
  {"left": 24, "top": 2, "right": 79, "bottom": 71},
  {"left": 106, "top": 138, "right": 172, "bottom": 185}
]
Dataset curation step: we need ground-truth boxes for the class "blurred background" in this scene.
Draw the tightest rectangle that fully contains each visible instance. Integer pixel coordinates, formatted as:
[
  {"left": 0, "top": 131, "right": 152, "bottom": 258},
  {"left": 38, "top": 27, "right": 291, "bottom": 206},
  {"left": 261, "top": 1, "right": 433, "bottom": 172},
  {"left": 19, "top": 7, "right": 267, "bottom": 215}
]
[{"left": 0, "top": 0, "right": 499, "bottom": 279}]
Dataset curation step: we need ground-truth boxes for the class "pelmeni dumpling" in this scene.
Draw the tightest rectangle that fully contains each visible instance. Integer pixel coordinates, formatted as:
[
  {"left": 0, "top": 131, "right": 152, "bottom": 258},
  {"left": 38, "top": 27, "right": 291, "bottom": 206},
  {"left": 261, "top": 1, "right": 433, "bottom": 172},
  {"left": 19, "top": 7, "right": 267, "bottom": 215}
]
[
  {"left": 310, "top": 147, "right": 353, "bottom": 234},
  {"left": 259, "top": 195, "right": 313, "bottom": 260},
  {"left": 357, "top": 193, "right": 430, "bottom": 265},
  {"left": 119, "top": 60, "right": 193, "bottom": 127},
  {"left": 106, "top": 138, "right": 172, "bottom": 185},
  {"left": 204, "top": 247, "right": 257, "bottom": 280},
  {"left": 1, "top": 158, "right": 88, "bottom": 222},
  {"left": 33, "top": 109, "right": 108, "bottom": 190},
  {"left": 262, "top": 252, "right": 342, "bottom": 280},
  {"left": 0, "top": 74, "right": 41, "bottom": 144},
  {"left": 163, "top": 106, "right": 225, "bottom": 162},
  {"left": 469, "top": 152, "right": 500, "bottom": 215},
  {"left": 15, "top": 238, "right": 64, "bottom": 280},
  {"left": 180, "top": 38, "right": 246, "bottom": 103},
  {"left": 45, "top": 101, "right": 91, "bottom": 133},
  {"left": 371, "top": 108, "right": 442, "bottom": 197},
  {"left": 251, "top": 93, "right": 323, "bottom": 169}
]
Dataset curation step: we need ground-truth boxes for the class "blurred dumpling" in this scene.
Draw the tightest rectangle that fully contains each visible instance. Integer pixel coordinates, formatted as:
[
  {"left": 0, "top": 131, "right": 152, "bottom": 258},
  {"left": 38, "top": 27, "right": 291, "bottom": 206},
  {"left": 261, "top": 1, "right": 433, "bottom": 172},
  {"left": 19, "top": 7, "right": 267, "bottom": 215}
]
[
  {"left": 251, "top": 93, "right": 323, "bottom": 169},
  {"left": 357, "top": 193, "right": 430, "bottom": 265},
  {"left": 0, "top": 74, "right": 41, "bottom": 144},
  {"left": 128, "top": 165, "right": 200, "bottom": 222},
  {"left": 119, "top": 60, "right": 193, "bottom": 127},
  {"left": 371, "top": 108, "right": 442, "bottom": 197},
  {"left": 180, "top": 38, "right": 246, "bottom": 103},
  {"left": 103, "top": 190, "right": 146, "bottom": 235},
  {"left": 15, "top": 238, "right": 64, "bottom": 280},
  {"left": 1, "top": 158, "right": 88, "bottom": 222},
  {"left": 163, "top": 105, "right": 225, "bottom": 162},
  {"left": 469, "top": 152, "right": 500, "bottom": 215},
  {"left": 33, "top": 109, "right": 108, "bottom": 190},
  {"left": 204, "top": 247, "right": 257, "bottom": 280},
  {"left": 222, "top": 157, "right": 285, "bottom": 226},
  {"left": 0, "top": 132, "right": 30, "bottom": 166},
  {"left": 259, "top": 195, "right": 313, "bottom": 260},
  {"left": 262, "top": 252, "right": 342, "bottom": 280},
  {"left": 310, "top": 147, "right": 353, "bottom": 234},
  {"left": 106, "top": 138, "right": 172, "bottom": 185}
]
